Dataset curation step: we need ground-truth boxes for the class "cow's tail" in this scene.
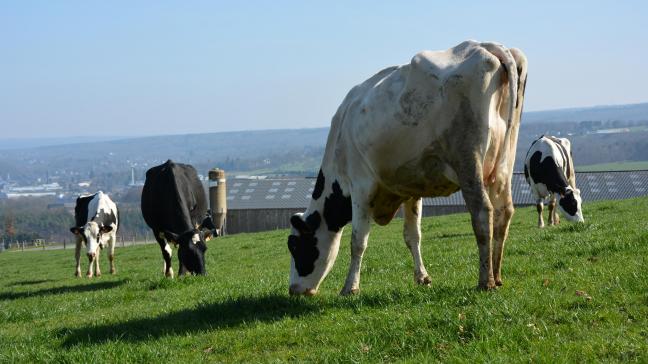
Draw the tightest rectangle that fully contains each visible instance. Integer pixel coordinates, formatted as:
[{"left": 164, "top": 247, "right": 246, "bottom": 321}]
[{"left": 482, "top": 43, "right": 519, "bottom": 179}]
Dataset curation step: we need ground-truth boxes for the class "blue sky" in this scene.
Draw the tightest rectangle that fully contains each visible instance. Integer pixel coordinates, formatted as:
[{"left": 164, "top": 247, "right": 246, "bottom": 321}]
[{"left": 1, "top": 1, "right": 646, "bottom": 138}]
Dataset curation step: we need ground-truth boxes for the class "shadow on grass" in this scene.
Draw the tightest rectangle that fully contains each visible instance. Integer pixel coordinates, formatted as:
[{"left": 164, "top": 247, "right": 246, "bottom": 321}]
[
  {"left": 433, "top": 232, "right": 474, "bottom": 240},
  {"left": 7, "top": 279, "right": 55, "bottom": 286},
  {"left": 0, "top": 280, "right": 128, "bottom": 301},
  {"left": 60, "top": 285, "right": 475, "bottom": 347}
]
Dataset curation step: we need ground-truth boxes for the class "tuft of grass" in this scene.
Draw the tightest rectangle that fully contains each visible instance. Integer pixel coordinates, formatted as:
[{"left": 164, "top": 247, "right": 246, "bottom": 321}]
[{"left": 0, "top": 197, "right": 647, "bottom": 362}]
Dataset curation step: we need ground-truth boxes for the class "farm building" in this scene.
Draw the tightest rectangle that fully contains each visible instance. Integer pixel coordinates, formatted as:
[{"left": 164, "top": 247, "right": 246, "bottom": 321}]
[{"left": 223, "top": 170, "right": 648, "bottom": 234}]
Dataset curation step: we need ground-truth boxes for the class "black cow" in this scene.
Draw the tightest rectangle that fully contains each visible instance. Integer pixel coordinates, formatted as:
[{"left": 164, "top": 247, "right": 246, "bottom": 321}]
[{"left": 141, "top": 160, "right": 216, "bottom": 277}]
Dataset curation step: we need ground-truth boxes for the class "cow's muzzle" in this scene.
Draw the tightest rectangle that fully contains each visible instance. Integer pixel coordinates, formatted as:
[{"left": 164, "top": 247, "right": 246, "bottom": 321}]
[{"left": 289, "top": 284, "right": 317, "bottom": 296}]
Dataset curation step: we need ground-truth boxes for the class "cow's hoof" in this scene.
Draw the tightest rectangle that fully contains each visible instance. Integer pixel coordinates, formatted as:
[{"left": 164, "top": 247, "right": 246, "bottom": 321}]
[
  {"left": 96, "top": 272, "right": 102, "bottom": 277},
  {"left": 86, "top": 274, "right": 93, "bottom": 278},
  {"left": 477, "top": 281, "right": 497, "bottom": 291},
  {"left": 110, "top": 270, "right": 116, "bottom": 275},
  {"left": 495, "top": 279, "right": 503, "bottom": 287},
  {"left": 74, "top": 271, "right": 81, "bottom": 277},
  {"left": 415, "top": 275, "right": 432, "bottom": 286},
  {"left": 340, "top": 287, "right": 360, "bottom": 296}
]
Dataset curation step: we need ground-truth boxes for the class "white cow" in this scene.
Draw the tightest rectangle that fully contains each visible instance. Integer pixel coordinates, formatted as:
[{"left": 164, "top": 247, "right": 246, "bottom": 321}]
[
  {"left": 70, "top": 191, "right": 119, "bottom": 277},
  {"left": 524, "top": 135, "right": 584, "bottom": 227},
  {"left": 287, "top": 40, "right": 528, "bottom": 295}
]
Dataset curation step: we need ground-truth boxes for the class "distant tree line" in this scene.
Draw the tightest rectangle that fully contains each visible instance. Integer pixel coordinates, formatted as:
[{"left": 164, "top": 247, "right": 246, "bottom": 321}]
[{"left": 0, "top": 197, "right": 151, "bottom": 245}]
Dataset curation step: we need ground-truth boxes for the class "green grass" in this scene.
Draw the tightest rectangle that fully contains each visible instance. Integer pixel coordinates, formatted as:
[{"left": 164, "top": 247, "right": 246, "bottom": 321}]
[
  {"left": 1, "top": 197, "right": 647, "bottom": 363},
  {"left": 576, "top": 160, "right": 648, "bottom": 172}
]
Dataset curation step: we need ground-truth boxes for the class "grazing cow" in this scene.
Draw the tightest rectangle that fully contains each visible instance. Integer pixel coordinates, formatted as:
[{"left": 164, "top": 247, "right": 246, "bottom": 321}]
[
  {"left": 524, "top": 135, "right": 584, "bottom": 227},
  {"left": 141, "top": 160, "right": 216, "bottom": 277},
  {"left": 70, "top": 191, "right": 118, "bottom": 277},
  {"left": 287, "top": 40, "right": 528, "bottom": 295}
]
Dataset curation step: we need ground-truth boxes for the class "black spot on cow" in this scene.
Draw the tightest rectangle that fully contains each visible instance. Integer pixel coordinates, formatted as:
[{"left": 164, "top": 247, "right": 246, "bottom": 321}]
[
  {"left": 312, "top": 169, "right": 325, "bottom": 200},
  {"left": 287, "top": 212, "right": 321, "bottom": 277},
  {"left": 94, "top": 209, "right": 117, "bottom": 231},
  {"left": 528, "top": 151, "right": 568, "bottom": 195},
  {"left": 72, "top": 193, "right": 96, "bottom": 228},
  {"left": 559, "top": 190, "right": 579, "bottom": 216},
  {"left": 323, "top": 181, "right": 352, "bottom": 232}
]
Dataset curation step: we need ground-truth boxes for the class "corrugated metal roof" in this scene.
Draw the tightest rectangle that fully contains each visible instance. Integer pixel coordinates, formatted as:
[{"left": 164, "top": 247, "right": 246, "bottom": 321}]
[{"left": 222, "top": 171, "right": 648, "bottom": 209}]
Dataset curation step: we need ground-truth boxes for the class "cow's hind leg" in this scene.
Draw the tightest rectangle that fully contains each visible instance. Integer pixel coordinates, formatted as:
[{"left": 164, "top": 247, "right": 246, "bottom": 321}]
[
  {"left": 458, "top": 163, "right": 495, "bottom": 290},
  {"left": 340, "top": 199, "right": 371, "bottom": 296},
  {"left": 536, "top": 199, "right": 545, "bottom": 228},
  {"left": 403, "top": 198, "right": 431, "bottom": 285},
  {"left": 489, "top": 182, "right": 514, "bottom": 287},
  {"left": 155, "top": 232, "right": 174, "bottom": 278}
]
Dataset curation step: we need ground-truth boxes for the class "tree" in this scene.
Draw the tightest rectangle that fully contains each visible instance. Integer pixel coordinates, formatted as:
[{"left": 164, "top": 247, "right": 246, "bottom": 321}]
[{"left": 4, "top": 212, "right": 15, "bottom": 242}]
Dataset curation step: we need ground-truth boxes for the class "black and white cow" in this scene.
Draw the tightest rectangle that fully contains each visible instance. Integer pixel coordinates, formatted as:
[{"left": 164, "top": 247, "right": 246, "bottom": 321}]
[
  {"left": 524, "top": 135, "right": 584, "bottom": 227},
  {"left": 70, "top": 191, "right": 118, "bottom": 277},
  {"left": 288, "top": 40, "right": 528, "bottom": 295},
  {"left": 141, "top": 160, "right": 216, "bottom": 277}
]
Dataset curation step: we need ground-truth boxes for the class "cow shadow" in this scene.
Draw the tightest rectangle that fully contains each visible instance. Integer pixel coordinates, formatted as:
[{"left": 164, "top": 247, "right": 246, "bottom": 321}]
[
  {"left": 0, "top": 280, "right": 127, "bottom": 301},
  {"left": 7, "top": 279, "right": 55, "bottom": 286},
  {"left": 60, "top": 284, "right": 474, "bottom": 347}
]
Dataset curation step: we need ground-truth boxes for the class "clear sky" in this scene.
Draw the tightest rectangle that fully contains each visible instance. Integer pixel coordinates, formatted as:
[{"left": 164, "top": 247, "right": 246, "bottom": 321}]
[{"left": 1, "top": 1, "right": 647, "bottom": 138}]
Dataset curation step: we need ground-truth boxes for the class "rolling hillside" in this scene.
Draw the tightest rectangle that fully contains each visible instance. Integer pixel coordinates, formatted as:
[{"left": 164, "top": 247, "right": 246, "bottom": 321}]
[
  {"left": 523, "top": 102, "right": 648, "bottom": 123},
  {"left": 0, "top": 197, "right": 646, "bottom": 362}
]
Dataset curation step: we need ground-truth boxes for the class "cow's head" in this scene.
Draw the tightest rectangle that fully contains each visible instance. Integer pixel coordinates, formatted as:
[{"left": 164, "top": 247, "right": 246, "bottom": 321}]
[
  {"left": 287, "top": 211, "right": 343, "bottom": 296},
  {"left": 165, "top": 229, "right": 208, "bottom": 275},
  {"left": 558, "top": 187, "right": 584, "bottom": 223},
  {"left": 70, "top": 221, "right": 113, "bottom": 260}
]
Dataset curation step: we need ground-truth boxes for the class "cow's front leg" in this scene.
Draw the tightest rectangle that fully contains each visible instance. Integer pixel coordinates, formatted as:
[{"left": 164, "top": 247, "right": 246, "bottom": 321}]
[
  {"left": 86, "top": 253, "right": 95, "bottom": 278},
  {"left": 108, "top": 235, "right": 116, "bottom": 274},
  {"left": 536, "top": 199, "right": 545, "bottom": 228},
  {"left": 403, "top": 198, "right": 431, "bottom": 285},
  {"left": 155, "top": 233, "right": 174, "bottom": 278},
  {"left": 548, "top": 195, "right": 559, "bottom": 225},
  {"left": 94, "top": 247, "right": 102, "bottom": 277},
  {"left": 341, "top": 203, "right": 371, "bottom": 296},
  {"left": 74, "top": 237, "right": 82, "bottom": 277},
  {"left": 178, "top": 261, "right": 188, "bottom": 276}
]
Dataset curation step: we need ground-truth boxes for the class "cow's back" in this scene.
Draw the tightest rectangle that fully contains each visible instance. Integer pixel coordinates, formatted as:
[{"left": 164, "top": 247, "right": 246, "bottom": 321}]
[
  {"left": 329, "top": 41, "right": 513, "bottom": 197},
  {"left": 141, "top": 160, "right": 207, "bottom": 234},
  {"left": 524, "top": 137, "right": 573, "bottom": 197}
]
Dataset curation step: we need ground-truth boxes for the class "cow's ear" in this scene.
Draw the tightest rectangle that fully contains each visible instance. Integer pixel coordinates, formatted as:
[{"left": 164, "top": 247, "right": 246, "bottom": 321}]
[
  {"left": 100, "top": 225, "right": 113, "bottom": 233},
  {"left": 70, "top": 227, "right": 81, "bottom": 235},
  {"left": 290, "top": 214, "right": 312, "bottom": 234},
  {"left": 199, "top": 214, "right": 216, "bottom": 230}
]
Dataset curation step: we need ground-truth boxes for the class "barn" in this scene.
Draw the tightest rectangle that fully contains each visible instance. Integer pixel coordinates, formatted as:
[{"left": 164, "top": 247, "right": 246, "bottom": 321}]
[{"left": 222, "top": 170, "right": 648, "bottom": 234}]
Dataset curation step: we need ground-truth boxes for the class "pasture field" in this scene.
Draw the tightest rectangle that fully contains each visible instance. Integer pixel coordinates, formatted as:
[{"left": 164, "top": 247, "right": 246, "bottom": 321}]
[
  {"left": 576, "top": 160, "right": 648, "bottom": 172},
  {"left": 0, "top": 197, "right": 647, "bottom": 363}
]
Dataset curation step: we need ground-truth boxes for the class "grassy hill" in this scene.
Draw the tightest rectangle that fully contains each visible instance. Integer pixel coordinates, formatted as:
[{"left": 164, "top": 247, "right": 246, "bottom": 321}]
[
  {"left": 576, "top": 161, "right": 648, "bottom": 172},
  {"left": 0, "top": 197, "right": 646, "bottom": 362}
]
